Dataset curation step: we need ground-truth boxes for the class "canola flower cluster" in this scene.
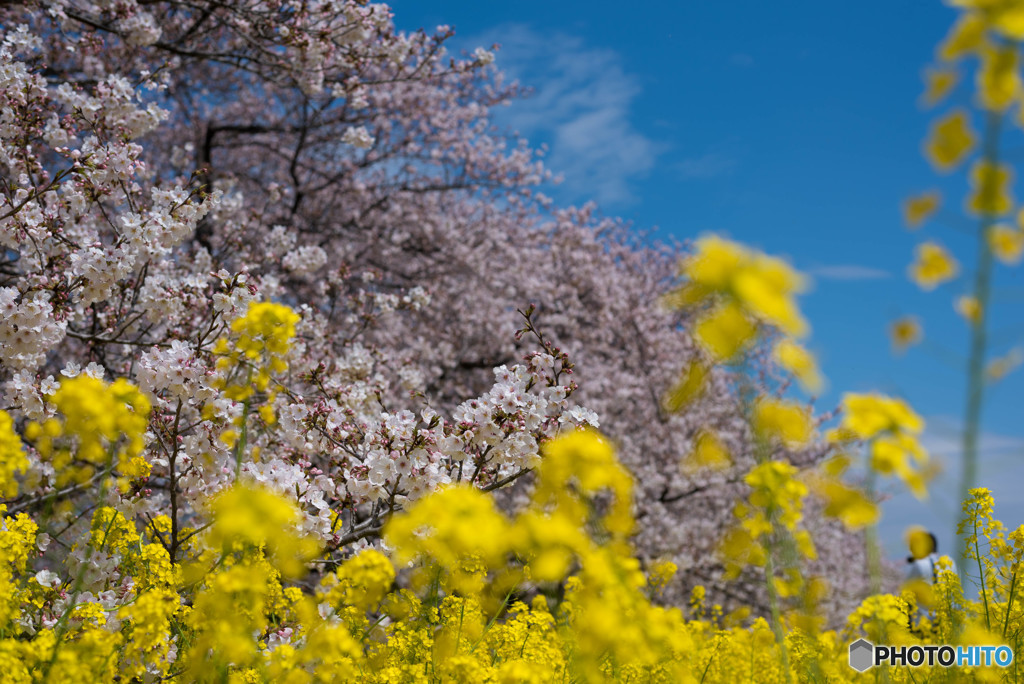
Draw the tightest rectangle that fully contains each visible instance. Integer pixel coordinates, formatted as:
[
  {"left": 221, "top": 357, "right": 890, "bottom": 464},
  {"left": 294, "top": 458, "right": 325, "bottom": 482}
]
[
  {"left": 0, "top": 387, "right": 1018, "bottom": 683},
  {"left": 213, "top": 301, "right": 300, "bottom": 404},
  {"left": 663, "top": 235, "right": 820, "bottom": 470},
  {"left": 664, "top": 234, "right": 817, "bottom": 391},
  {"left": 23, "top": 376, "right": 151, "bottom": 492},
  {"left": 657, "top": 232, "right": 951, "bottom": 680},
  {"left": 829, "top": 394, "right": 931, "bottom": 500},
  {"left": 211, "top": 301, "right": 301, "bottom": 463},
  {"left": 663, "top": 237, "right": 881, "bottom": 623}
]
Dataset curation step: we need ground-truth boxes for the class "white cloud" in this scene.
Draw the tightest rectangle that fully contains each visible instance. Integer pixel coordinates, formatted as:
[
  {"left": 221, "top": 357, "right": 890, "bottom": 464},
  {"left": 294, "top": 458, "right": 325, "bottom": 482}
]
[
  {"left": 806, "top": 264, "right": 892, "bottom": 281},
  {"left": 677, "top": 152, "right": 736, "bottom": 180},
  {"left": 730, "top": 53, "right": 755, "bottom": 68},
  {"left": 469, "top": 24, "right": 661, "bottom": 206}
]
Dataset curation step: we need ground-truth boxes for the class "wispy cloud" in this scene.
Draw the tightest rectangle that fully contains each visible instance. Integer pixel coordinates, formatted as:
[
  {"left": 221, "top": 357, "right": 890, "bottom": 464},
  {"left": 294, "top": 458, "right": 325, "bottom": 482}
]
[
  {"left": 806, "top": 264, "right": 892, "bottom": 281},
  {"left": 469, "top": 24, "right": 661, "bottom": 206},
  {"left": 677, "top": 152, "right": 736, "bottom": 180},
  {"left": 730, "top": 53, "right": 755, "bottom": 68}
]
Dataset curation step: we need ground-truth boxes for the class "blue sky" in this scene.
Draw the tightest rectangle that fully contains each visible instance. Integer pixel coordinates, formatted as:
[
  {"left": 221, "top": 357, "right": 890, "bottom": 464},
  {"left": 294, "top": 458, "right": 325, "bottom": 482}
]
[{"left": 391, "top": 1, "right": 1024, "bottom": 561}]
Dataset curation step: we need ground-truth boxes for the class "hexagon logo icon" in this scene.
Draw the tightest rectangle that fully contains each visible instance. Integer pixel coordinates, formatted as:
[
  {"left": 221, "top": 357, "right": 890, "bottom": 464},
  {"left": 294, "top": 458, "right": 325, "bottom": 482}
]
[{"left": 849, "top": 639, "right": 874, "bottom": 672}]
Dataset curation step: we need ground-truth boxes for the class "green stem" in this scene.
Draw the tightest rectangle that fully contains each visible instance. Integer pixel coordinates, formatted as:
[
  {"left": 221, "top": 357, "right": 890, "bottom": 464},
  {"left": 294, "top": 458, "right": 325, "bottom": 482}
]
[
  {"left": 864, "top": 469, "right": 882, "bottom": 597},
  {"left": 957, "top": 107, "right": 1004, "bottom": 575},
  {"left": 1003, "top": 561, "right": 1018, "bottom": 638},
  {"left": 975, "top": 515, "right": 992, "bottom": 631},
  {"left": 40, "top": 461, "right": 115, "bottom": 680},
  {"left": 764, "top": 543, "right": 793, "bottom": 684}
]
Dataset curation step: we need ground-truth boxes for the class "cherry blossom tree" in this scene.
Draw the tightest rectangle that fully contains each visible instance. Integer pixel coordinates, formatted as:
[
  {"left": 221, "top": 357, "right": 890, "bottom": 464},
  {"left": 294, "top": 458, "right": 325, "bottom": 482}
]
[{"left": 0, "top": 0, "right": 876, "bottom": 624}]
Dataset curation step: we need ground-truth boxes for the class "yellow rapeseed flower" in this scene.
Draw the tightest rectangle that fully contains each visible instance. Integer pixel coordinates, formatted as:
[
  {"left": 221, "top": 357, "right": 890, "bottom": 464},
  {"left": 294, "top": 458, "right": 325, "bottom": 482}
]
[
  {"left": 536, "top": 429, "right": 633, "bottom": 538},
  {"left": 815, "top": 479, "right": 879, "bottom": 529},
  {"left": 683, "top": 429, "right": 731, "bottom": 473},
  {"left": 694, "top": 301, "right": 757, "bottom": 361},
  {"left": 384, "top": 484, "right": 511, "bottom": 575},
  {"left": 868, "top": 434, "right": 930, "bottom": 499},
  {"left": 230, "top": 301, "right": 300, "bottom": 359},
  {"left": 673, "top": 235, "right": 808, "bottom": 338},
  {"left": 731, "top": 256, "right": 808, "bottom": 337},
  {"left": 25, "top": 376, "right": 150, "bottom": 488},
  {"left": 752, "top": 398, "right": 812, "bottom": 449},
  {"left": 902, "top": 190, "right": 941, "bottom": 228},
  {"left": 924, "top": 109, "right": 975, "bottom": 171},
  {"left": 921, "top": 67, "right": 959, "bottom": 107},
  {"left": 976, "top": 44, "right": 1020, "bottom": 111},
  {"left": 215, "top": 301, "right": 300, "bottom": 402},
  {"left": 206, "top": 483, "right": 320, "bottom": 577},
  {"left": 319, "top": 549, "right": 396, "bottom": 612},
  {"left": 938, "top": 11, "right": 986, "bottom": 61},
  {"left": 773, "top": 338, "right": 823, "bottom": 394},
  {"left": 0, "top": 412, "right": 27, "bottom": 500},
  {"left": 663, "top": 360, "right": 708, "bottom": 412},
  {"left": 683, "top": 234, "right": 746, "bottom": 290},
  {"left": 968, "top": 159, "right": 1014, "bottom": 215},
  {"left": 836, "top": 393, "right": 924, "bottom": 439},
  {"left": 989, "top": 222, "right": 1024, "bottom": 264},
  {"left": 906, "top": 525, "right": 935, "bottom": 560},
  {"left": 992, "top": 3, "right": 1024, "bottom": 39},
  {"left": 744, "top": 460, "right": 808, "bottom": 532},
  {"left": 647, "top": 560, "right": 678, "bottom": 593},
  {"left": 889, "top": 316, "right": 923, "bottom": 353},
  {"left": 909, "top": 241, "right": 959, "bottom": 290}
]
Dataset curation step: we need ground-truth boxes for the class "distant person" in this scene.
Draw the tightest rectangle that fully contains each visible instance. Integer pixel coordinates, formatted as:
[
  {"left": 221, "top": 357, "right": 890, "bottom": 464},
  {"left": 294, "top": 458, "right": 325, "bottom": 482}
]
[
  {"left": 904, "top": 526, "right": 954, "bottom": 635},
  {"left": 906, "top": 528, "right": 941, "bottom": 584}
]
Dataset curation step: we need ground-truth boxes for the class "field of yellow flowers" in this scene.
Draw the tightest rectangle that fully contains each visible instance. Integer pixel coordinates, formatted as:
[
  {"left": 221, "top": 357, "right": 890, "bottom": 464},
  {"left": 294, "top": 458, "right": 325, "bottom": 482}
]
[{"left": 0, "top": 246, "right": 1017, "bottom": 683}]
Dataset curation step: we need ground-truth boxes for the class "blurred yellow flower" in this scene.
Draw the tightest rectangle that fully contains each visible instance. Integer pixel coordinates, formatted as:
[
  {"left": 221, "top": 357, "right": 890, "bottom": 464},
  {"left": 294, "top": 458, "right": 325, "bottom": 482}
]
[
  {"left": 752, "top": 398, "right": 812, "bottom": 449},
  {"left": 924, "top": 109, "right": 975, "bottom": 171},
  {"left": 988, "top": 222, "right": 1024, "bottom": 264},
  {"left": 976, "top": 44, "right": 1020, "bottom": 111},
  {"left": 773, "top": 338, "right": 823, "bottom": 394},
  {"left": 683, "top": 234, "right": 746, "bottom": 290},
  {"left": 207, "top": 483, "right": 320, "bottom": 577},
  {"left": 871, "top": 436, "right": 929, "bottom": 499},
  {"left": 815, "top": 478, "right": 879, "bottom": 529},
  {"left": 663, "top": 360, "right": 708, "bottom": 412},
  {"left": 672, "top": 235, "right": 808, "bottom": 339},
  {"left": 992, "top": 4, "right": 1024, "bottom": 39},
  {"left": 889, "top": 316, "right": 923, "bottom": 353},
  {"left": 683, "top": 429, "right": 731, "bottom": 473},
  {"left": 986, "top": 347, "right": 1023, "bottom": 381},
  {"left": 732, "top": 256, "right": 808, "bottom": 337},
  {"left": 694, "top": 301, "right": 757, "bottom": 361},
  {"left": 968, "top": 159, "right": 1014, "bottom": 215},
  {"left": 921, "top": 67, "right": 958, "bottom": 107},
  {"left": 647, "top": 560, "right": 678, "bottom": 592},
  {"left": 938, "top": 13, "right": 986, "bottom": 62},
  {"left": 745, "top": 460, "right": 808, "bottom": 531},
  {"left": 836, "top": 393, "right": 924, "bottom": 439},
  {"left": 955, "top": 294, "right": 982, "bottom": 324},
  {"left": 909, "top": 241, "right": 959, "bottom": 290},
  {"left": 902, "top": 190, "right": 941, "bottom": 228},
  {"left": 0, "top": 412, "right": 27, "bottom": 499}
]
